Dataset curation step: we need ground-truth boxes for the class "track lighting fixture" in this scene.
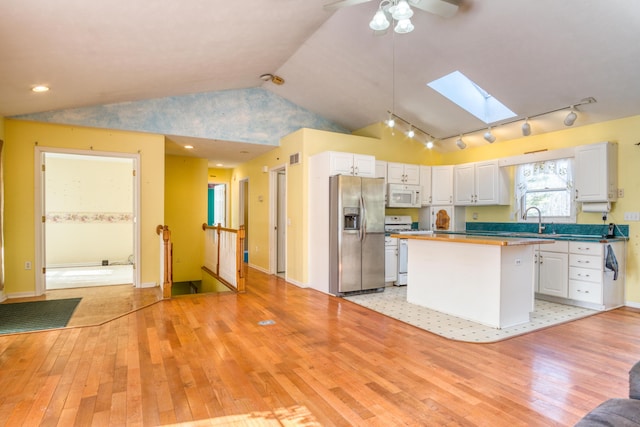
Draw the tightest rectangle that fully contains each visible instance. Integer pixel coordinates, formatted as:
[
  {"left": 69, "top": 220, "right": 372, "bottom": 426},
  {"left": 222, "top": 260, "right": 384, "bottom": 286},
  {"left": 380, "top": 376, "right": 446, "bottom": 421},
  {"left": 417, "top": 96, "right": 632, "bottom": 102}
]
[
  {"left": 406, "top": 127, "right": 415, "bottom": 138},
  {"left": 564, "top": 107, "right": 577, "bottom": 126},
  {"left": 425, "top": 140, "right": 434, "bottom": 149},
  {"left": 437, "top": 97, "right": 596, "bottom": 150},
  {"left": 483, "top": 127, "right": 496, "bottom": 143}
]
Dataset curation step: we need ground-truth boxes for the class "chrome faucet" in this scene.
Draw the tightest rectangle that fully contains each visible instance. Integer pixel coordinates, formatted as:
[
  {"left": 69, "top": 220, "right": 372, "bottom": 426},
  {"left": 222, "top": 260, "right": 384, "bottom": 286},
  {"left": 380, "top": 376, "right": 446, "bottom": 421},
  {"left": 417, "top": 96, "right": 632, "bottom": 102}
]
[{"left": 524, "top": 206, "right": 546, "bottom": 234}]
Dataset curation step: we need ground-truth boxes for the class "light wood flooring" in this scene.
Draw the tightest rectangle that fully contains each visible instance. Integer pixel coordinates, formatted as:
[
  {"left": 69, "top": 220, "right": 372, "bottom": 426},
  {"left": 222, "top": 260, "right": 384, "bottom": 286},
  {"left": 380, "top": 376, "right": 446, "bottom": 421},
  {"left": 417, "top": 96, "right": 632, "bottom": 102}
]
[{"left": 1, "top": 267, "right": 640, "bottom": 426}]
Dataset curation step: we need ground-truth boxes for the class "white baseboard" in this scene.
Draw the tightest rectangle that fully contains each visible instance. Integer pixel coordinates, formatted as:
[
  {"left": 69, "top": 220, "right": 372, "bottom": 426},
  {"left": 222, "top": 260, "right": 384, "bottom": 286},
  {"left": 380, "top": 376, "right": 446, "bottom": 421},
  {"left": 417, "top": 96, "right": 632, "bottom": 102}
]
[
  {"left": 284, "top": 277, "right": 307, "bottom": 288},
  {"left": 140, "top": 282, "right": 157, "bottom": 288},
  {"left": 6, "top": 291, "right": 38, "bottom": 299},
  {"left": 626, "top": 301, "right": 640, "bottom": 309},
  {"left": 248, "top": 263, "right": 269, "bottom": 274},
  {"left": 0, "top": 290, "right": 6, "bottom": 303}
]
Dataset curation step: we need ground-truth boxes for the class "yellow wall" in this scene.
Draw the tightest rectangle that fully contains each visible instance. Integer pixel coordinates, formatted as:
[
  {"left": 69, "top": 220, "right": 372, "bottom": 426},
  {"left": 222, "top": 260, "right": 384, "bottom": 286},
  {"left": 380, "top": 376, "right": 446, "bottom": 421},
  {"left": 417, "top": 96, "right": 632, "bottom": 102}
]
[
  {"left": 165, "top": 155, "right": 208, "bottom": 282},
  {"left": 4, "top": 119, "right": 165, "bottom": 294}
]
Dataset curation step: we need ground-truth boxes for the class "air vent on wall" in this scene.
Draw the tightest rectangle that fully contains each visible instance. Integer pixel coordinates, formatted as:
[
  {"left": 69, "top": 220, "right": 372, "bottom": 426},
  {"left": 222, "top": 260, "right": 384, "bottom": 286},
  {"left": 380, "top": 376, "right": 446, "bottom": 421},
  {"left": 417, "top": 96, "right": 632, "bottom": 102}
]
[{"left": 289, "top": 152, "right": 300, "bottom": 166}]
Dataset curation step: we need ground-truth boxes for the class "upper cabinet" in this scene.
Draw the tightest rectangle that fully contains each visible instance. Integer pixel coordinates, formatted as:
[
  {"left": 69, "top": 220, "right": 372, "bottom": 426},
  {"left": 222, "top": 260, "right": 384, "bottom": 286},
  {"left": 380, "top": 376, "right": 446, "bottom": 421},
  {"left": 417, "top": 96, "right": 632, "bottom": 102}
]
[
  {"left": 453, "top": 160, "right": 509, "bottom": 206},
  {"left": 431, "top": 165, "right": 454, "bottom": 205},
  {"left": 574, "top": 142, "right": 618, "bottom": 202},
  {"left": 419, "top": 166, "right": 432, "bottom": 206},
  {"left": 327, "top": 151, "right": 375, "bottom": 177},
  {"left": 387, "top": 162, "right": 420, "bottom": 185}
]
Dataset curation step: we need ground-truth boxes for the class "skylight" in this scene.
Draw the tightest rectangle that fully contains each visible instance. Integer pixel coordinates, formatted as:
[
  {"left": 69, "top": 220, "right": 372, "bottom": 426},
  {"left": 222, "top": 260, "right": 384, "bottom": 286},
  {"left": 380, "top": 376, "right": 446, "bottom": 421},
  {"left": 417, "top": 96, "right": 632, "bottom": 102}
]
[{"left": 427, "top": 71, "right": 516, "bottom": 124}]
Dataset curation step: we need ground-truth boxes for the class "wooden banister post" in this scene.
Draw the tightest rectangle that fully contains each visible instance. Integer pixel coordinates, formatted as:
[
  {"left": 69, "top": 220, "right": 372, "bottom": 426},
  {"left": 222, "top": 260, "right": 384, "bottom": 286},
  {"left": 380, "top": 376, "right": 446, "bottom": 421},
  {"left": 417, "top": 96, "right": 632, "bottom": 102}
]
[{"left": 157, "top": 225, "right": 173, "bottom": 299}]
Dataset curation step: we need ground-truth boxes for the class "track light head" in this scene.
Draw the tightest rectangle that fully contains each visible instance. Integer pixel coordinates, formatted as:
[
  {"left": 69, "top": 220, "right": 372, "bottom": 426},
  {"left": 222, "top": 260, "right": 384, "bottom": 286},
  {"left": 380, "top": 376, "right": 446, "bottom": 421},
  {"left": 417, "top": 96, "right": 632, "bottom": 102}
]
[
  {"left": 425, "top": 140, "right": 434, "bottom": 149},
  {"left": 564, "top": 108, "right": 577, "bottom": 126},
  {"left": 406, "top": 127, "right": 415, "bottom": 138},
  {"left": 521, "top": 119, "right": 531, "bottom": 136},
  {"left": 483, "top": 128, "right": 496, "bottom": 143},
  {"left": 456, "top": 137, "right": 466, "bottom": 150}
]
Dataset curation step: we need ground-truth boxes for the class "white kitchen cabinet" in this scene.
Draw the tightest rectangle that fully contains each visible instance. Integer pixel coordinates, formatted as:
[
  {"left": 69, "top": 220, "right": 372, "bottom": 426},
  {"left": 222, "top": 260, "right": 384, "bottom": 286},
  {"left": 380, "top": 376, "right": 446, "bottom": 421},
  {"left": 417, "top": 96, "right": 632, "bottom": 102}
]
[
  {"left": 419, "top": 166, "right": 432, "bottom": 206},
  {"left": 326, "top": 151, "right": 375, "bottom": 177},
  {"left": 431, "top": 165, "right": 453, "bottom": 205},
  {"left": 568, "top": 241, "right": 625, "bottom": 309},
  {"left": 536, "top": 241, "right": 569, "bottom": 298},
  {"left": 453, "top": 160, "right": 509, "bottom": 206},
  {"left": 375, "top": 160, "right": 387, "bottom": 180},
  {"left": 387, "top": 162, "right": 420, "bottom": 185},
  {"left": 574, "top": 142, "right": 618, "bottom": 202},
  {"left": 385, "top": 236, "right": 398, "bottom": 283}
]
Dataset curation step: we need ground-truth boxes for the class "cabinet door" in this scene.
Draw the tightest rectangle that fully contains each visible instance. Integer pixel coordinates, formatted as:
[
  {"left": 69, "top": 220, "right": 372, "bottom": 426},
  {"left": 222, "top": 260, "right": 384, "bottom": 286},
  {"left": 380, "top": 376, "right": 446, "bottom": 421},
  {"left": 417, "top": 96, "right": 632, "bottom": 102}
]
[
  {"left": 375, "top": 161, "right": 387, "bottom": 180},
  {"left": 538, "top": 251, "right": 568, "bottom": 297},
  {"left": 353, "top": 154, "right": 375, "bottom": 177},
  {"left": 403, "top": 164, "right": 420, "bottom": 185},
  {"left": 431, "top": 166, "right": 453, "bottom": 205},
  {"left": 575, "top": 143, "right": 617, "bottom": 202},
  {"left": 453, "top": 163, "right": 475, "bottom": 205},
  {"left": 419, "top": 166, "right": 432, "bottom": 206},
  {"left": 329, "top": 152, "right": 355, "bottom": 175},
  {"left": 475, "top": 161, "right": 499, "bottom": 205},
  {"left": 387, "top": 162, "right": 406, "bottom": 184},
  {"left": 385, "top": 244, "right": 398, "bottom": 282}
]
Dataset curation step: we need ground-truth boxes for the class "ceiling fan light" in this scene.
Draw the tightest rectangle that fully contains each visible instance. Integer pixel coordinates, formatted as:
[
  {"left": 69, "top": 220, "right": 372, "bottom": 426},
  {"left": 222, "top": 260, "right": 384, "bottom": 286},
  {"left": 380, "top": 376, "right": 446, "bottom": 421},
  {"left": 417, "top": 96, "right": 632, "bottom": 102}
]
[
  {"left": 521, "top": 119, "right": 531, "bottom": 136},
  {"left": 564, "top": 108, "right": 577, "bottom": 126},
  {"left": 394, "top": 18, "right": 414, "bottom": 34},
  {"left": 369, "top": 9, "right": 390, "bottom": 31},
  {"left": 390, "top": 0, "right": 413, "bottom": 20}
]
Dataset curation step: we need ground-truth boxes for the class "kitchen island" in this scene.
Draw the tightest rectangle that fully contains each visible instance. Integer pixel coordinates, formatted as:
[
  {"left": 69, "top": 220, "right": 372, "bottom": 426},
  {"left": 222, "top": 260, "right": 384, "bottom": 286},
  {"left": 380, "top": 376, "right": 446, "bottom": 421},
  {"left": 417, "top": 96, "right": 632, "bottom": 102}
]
[{"left": 391, "top": 233, "right": 553, "bottom": 329}]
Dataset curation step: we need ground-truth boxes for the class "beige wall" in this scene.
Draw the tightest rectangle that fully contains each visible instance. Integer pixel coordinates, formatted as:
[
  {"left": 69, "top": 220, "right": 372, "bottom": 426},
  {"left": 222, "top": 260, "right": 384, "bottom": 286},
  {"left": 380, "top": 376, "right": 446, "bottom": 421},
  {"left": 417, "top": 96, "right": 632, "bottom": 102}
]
[
  {"left": 45, "top": 155, "right": 134, "bottom": 266},
  {"left": 4, "top": 119, "right": 164, "bottom": 295}
]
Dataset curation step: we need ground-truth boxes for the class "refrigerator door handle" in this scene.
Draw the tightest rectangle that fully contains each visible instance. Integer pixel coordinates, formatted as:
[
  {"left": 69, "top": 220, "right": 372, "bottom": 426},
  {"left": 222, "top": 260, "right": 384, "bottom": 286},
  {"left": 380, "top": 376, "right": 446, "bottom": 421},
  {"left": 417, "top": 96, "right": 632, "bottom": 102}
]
[{"left": 360, "top": 195, "right": 367, "bottom": 241}]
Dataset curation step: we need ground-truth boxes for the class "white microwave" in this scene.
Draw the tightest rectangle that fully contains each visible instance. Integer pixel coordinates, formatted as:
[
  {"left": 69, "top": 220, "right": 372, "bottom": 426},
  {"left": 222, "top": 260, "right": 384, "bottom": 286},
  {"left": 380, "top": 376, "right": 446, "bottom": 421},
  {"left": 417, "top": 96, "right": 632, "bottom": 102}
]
[{"left": 387, "top": 184, "right": 421, "bottom": 208}]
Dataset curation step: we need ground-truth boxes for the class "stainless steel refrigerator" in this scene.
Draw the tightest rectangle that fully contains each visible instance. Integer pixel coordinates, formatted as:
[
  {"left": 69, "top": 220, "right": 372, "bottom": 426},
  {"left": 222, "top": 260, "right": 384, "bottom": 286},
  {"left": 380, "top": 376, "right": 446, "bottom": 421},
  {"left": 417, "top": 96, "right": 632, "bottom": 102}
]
[{"left": 329, "top": 175, "right": 385, "bottom": 296}]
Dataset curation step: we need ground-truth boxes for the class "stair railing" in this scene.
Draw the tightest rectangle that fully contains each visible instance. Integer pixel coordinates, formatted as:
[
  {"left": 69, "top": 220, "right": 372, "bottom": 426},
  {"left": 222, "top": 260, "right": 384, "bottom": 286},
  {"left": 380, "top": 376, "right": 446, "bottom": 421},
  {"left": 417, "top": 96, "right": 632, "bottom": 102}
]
[
  {"left": 156, "top": 224, "right": 173, "bottom": 299},
  {"left": 202, "top": 223, "right": 246, "bottom": 293}
]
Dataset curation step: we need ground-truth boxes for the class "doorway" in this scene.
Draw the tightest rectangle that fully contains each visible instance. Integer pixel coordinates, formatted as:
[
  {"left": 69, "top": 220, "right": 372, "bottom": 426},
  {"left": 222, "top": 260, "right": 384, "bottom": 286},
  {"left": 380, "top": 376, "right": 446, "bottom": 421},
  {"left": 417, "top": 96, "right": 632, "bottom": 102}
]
[
  {"left": 270, "top": 166, "right": 287, "bottom": 276},
  {"left": 35, "top": 148, "right": 140, "bottom": 295},
  {"left": 208, "top": 183, "right": 227, "bottom": 227}
]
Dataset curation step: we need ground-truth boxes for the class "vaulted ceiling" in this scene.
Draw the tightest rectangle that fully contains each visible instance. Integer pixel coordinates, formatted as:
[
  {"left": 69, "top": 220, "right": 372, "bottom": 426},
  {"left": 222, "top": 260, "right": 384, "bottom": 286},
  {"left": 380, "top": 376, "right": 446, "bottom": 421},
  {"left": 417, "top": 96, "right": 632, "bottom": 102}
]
[{"left": 3, "top": 0, "right": 640, "bottom": 161}]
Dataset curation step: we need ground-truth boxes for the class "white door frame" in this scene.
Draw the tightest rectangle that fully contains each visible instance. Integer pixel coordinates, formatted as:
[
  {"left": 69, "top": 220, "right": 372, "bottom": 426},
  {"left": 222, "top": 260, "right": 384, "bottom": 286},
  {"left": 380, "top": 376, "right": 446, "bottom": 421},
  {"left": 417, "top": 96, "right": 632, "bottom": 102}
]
[
  {"left": 269, "top": 165, "right": 287, "bottom": 274},
  {"left": 34, "top": 146, "right": 141, "bottom": 295}
]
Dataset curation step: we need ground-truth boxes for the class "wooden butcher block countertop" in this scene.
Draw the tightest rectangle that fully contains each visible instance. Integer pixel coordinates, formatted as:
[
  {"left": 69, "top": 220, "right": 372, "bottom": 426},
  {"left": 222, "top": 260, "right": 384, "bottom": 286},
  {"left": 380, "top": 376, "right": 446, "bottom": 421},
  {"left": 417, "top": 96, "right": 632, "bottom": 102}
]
[{"left": 390, "top": 232, "right": 555, "bottom": 247}]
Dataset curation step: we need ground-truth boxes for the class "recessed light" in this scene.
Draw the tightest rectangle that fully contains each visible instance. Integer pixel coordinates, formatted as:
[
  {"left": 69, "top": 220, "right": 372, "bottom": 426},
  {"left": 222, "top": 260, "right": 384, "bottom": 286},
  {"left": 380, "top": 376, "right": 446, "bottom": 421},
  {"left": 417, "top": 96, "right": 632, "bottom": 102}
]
[
  {"left": 184, "top": 145, "right": 194, "bottom": 149},
  {"left": 31, "top": 85, "right": 50, "bottom": 93},
  {"left": 216, "top": 163, "right": 223, "bottom": 167}
]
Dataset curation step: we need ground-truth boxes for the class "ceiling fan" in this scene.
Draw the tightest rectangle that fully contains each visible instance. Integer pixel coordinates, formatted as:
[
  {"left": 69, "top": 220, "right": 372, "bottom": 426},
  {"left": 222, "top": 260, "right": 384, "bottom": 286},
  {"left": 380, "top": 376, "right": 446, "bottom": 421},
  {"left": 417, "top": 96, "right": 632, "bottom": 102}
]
[{"left": 323, "top": 0, "right": 459, "bottom": 19}]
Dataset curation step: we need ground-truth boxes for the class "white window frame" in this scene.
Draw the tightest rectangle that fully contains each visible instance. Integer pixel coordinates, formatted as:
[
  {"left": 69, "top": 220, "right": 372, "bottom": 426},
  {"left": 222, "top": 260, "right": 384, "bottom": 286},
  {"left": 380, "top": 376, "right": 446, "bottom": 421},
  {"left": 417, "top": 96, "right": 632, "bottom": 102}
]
[{"left": 515, "top": 158, "right": 576, "bottom": 224}]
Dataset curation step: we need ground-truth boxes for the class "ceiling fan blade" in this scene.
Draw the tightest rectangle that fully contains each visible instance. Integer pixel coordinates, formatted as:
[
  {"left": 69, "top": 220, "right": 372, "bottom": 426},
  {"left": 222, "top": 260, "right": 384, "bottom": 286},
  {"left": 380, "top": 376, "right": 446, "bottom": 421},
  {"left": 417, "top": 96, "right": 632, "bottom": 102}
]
[
  {"left": 323, "top": 0, "right": 373, "bottom": 11},
  {"left": 408, "top": 0, "right": 459, "bottom": 18}
]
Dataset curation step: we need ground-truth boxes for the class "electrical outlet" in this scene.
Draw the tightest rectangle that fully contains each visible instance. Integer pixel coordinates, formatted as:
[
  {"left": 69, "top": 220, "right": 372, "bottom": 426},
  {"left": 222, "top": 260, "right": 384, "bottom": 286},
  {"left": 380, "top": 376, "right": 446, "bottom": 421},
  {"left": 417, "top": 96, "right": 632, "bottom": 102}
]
[
  {"left": 24, "top": 261, "right": 32, "bottom": 270},
  {"left": 624, "top": 212, "right": 640, "bottom": 221},
  {"left": 618, "top": 188, "right": 625, "bottom": 198},
  {"left": 515, "top": 258, "right": 521, "bottom": 265}
]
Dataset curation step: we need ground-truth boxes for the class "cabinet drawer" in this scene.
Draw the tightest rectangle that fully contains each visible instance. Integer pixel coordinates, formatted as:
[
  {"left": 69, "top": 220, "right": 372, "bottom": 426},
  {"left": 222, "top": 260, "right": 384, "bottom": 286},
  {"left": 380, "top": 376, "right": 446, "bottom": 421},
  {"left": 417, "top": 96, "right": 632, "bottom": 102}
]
[
  {"left": 569, "top": 280, "right": 602, "bottom": 304},
  {"left": 569, "top": 253, "right": 602, "bottom": 270},
  {"left": 569, "top": 266, "right": 601, "bottom": 283},
  {"left": 541, "top": 240, "right": 569, "bottom": 253},
  {"left": 569, "top": 241, "right": 603, "bottom": 256}
]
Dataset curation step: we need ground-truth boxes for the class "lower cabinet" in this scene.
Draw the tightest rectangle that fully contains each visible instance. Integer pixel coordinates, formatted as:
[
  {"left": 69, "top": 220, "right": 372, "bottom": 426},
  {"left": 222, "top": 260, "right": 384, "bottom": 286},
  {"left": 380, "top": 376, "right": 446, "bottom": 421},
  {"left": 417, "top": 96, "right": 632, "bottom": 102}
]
[
  {"left": 385, "top": 237, "right": 398, "bottom": 283},
  {"left": 535, "top": 240, "right": 625, "bottom": 310},
  {"left": 537, "top": 241, "right": 569, "bottom": 298}
]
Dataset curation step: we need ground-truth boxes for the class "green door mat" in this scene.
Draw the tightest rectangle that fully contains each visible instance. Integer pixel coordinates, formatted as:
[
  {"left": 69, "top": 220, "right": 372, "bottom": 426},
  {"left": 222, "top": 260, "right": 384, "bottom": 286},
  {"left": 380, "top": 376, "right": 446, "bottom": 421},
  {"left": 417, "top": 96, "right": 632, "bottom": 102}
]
[{"left": 0, "top": 298, "right": 82, "bottom": 334}]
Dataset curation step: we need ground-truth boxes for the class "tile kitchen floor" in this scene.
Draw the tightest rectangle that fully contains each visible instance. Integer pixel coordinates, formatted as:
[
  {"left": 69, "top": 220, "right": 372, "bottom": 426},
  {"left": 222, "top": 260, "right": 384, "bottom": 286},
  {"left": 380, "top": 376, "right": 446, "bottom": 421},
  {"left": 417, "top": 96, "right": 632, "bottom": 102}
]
[{"left": 345, "top": 286, "right": 599, "bottom": 343}]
